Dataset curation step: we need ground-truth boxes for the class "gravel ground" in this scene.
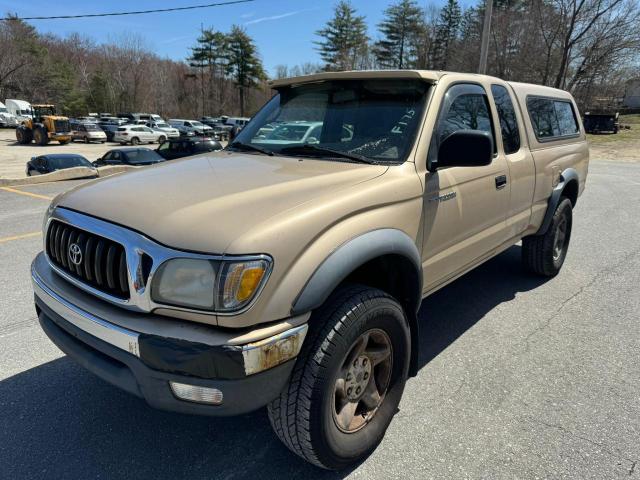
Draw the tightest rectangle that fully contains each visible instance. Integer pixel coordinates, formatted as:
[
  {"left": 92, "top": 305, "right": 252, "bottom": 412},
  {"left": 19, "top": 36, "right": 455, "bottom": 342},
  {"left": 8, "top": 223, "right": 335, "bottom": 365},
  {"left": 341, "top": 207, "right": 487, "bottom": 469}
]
[
  {"left": 0, "top": 128, "right": 164, "bottom": 179},
  {"left": 0, "top": 160, "right": 639, "bottom": 479}
]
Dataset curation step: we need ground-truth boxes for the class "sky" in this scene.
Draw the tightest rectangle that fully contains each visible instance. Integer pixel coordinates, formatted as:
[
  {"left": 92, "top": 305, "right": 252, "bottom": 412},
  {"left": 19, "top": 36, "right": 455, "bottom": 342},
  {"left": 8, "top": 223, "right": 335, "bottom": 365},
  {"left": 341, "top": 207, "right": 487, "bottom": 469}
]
[{"left": 0, "top": 0, "right": 477, "bottom": 76}]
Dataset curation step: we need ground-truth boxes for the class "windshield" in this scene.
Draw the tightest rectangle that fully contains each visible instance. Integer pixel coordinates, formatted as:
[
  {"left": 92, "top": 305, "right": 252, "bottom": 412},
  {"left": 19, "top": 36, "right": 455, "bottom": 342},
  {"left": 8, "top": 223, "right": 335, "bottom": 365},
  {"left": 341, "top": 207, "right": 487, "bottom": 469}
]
[
  {"left": 233, "top": 79, "right": 429, "bottom": 164},
  {"left": 85, "top": 124, "right": 100, "bottom": 131},
  {"left": 48, "top": 156, "right": 91, "bottom": 169},
  {"left": 156, "top": 122, "right": 170, "bottom": 128},
  {"left": 191, "top": 121, "right": 204, "bottom": 127},
  {"left": 125, "top": 149, "right": 163, "bottom": 164}
]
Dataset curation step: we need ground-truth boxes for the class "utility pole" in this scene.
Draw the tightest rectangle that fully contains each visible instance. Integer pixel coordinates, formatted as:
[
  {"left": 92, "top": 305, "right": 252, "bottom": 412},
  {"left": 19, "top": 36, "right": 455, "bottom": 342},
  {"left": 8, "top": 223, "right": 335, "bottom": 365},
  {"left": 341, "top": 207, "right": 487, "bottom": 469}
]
[{"left": 478, "top": 0, "right": 493, "bottom": 74}]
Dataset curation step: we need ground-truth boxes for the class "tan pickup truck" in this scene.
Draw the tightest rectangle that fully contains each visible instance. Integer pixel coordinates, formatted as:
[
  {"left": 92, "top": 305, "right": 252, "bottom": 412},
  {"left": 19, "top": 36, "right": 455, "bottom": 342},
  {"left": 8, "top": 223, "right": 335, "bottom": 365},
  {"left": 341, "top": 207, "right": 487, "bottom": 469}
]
[{"left": 32, "top": 70, "right": 588, "bottom": 470}]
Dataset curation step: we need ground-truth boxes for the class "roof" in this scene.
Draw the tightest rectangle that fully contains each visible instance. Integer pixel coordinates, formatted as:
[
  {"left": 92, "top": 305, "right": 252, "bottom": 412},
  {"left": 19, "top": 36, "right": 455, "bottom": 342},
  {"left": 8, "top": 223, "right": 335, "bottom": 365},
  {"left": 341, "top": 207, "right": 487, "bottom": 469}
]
[
  {"left": 108, "top": 147, "right": 153, "bottom": 153},
  {"left": 269, "top": 70, "right": 575, "bottom": 100},
  {"left": 508, "top": 81, "right": 574, "bottom": 100},
  {"left": 269, "top": 69, "right": 443, "bottom": 88},
  {"left": 5, "top": 99, "right": 31, "bottom": 107},
  {"left": 40, "top": 153, "right": 87, "bottom": 159}
]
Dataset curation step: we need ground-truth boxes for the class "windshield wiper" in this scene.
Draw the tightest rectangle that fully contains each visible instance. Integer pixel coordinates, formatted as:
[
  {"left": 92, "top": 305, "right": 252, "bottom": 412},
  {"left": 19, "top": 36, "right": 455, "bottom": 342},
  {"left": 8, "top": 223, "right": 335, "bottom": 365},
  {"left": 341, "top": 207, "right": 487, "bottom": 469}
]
[
  {"left": 280, "top": 144, "right": 375, "bottom": 165},
  {"left": 227, "top": 141, "right": 274, "bottom": 156}
]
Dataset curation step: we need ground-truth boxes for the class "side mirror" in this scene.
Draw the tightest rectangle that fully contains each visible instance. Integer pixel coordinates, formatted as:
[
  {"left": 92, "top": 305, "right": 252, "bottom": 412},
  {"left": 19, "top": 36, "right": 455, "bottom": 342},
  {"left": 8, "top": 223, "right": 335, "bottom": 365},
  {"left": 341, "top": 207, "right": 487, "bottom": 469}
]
[
  {"left": 429, "top": 130, "right": 493, "bottom": 171},
  {"left": 305, "top": 137, "right": 319, "bottom": 145}
]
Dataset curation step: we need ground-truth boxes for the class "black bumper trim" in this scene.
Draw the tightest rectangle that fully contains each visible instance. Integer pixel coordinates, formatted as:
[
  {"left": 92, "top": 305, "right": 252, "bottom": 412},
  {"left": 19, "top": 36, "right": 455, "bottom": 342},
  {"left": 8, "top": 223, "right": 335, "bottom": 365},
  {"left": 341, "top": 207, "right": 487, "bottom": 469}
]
[{"left": 36, "top": 297, "right": 295, "bottom": 416}]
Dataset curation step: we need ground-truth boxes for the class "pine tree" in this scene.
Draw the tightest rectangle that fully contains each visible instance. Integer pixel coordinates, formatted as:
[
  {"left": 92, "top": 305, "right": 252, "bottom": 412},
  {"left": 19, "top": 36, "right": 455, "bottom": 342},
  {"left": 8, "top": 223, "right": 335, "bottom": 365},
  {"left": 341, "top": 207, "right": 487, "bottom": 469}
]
[
  {"left": 225, "top": 25, "right": 266, "bottom": 116},
  {"left": 430, "top": 0, "right": 462, "bottom": 70},
  {"left": 189, "top": 29, "right": 228, "bottom": 114},
  {"left": 374, "top": 0, "right": 425, "bottom": 69},
  {"left": 314, "top": 1, "right": 369, "bottom": 71}
]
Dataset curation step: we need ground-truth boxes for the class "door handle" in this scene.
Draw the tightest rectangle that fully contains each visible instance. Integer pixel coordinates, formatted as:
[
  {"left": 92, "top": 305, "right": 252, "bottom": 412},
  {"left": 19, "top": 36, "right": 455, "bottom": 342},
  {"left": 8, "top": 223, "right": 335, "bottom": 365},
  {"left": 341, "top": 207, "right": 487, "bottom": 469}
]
[{"left": 495, "top": 175, "right": 507, "bottom": 190}]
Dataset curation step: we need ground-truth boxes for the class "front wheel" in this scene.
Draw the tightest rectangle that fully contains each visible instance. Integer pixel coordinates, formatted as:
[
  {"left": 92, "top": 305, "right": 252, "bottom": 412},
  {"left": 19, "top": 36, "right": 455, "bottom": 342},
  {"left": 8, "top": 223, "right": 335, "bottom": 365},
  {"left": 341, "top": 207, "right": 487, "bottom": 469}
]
[
  {"left": 131, "top": 137, "right": 139, "bottom": 145},
  {"left": 268, "top": 285, "right": 410, "bottom": 470},
  {"left": 522, "top": 197, "right": 573, "bottom": 276}
]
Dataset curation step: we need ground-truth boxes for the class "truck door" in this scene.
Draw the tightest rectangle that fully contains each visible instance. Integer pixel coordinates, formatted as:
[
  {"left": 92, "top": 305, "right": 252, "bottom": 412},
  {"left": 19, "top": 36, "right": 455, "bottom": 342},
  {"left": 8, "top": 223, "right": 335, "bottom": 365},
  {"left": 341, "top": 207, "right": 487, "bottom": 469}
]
[
  {"left": 490, "top": 83, "right": 535, "bottom": 238},
  {"left": 422, "top": 82, "right": 511, "bottom": 292}
]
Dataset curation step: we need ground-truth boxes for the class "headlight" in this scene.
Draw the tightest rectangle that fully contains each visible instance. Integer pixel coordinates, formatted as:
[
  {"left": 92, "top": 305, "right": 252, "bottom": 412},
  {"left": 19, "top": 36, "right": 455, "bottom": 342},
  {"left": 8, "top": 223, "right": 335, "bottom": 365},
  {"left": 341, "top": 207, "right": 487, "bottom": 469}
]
[{"left": 151, "top": 256, "right": 271, "bottom": 312}]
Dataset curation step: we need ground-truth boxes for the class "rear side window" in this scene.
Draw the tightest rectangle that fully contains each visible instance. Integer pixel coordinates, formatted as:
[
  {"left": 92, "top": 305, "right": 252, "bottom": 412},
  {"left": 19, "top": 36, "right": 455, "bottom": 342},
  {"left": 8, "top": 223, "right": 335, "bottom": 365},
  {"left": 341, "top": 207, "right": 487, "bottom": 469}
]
[
  {"left": 491, "top": 85, "right": 520, "bottom": 154},
  {"left": 527, "top": 97, "right": 579, "bottom": 140}
]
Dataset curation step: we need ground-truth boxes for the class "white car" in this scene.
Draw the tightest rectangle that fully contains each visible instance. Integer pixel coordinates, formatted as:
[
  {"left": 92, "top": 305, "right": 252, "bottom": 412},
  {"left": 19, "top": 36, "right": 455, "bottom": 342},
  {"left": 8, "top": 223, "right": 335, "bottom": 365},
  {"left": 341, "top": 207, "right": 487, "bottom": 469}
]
[
  {"left": 145, "top": 121, "right": 180, "bottom": 139},
  {"left": 113, "top": 125, "right": 165, "bottom": 145},
  {"left": 253, "top": 121, "right": 324, "bottom": 145}
]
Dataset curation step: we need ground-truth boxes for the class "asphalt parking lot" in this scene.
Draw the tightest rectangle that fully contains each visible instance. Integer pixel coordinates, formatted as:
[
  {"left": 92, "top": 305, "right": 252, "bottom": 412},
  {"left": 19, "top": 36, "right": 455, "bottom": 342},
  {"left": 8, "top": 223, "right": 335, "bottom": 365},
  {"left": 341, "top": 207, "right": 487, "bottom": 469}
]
[{"left": 1, "top": 161, "right": 639, "bottom": 479}]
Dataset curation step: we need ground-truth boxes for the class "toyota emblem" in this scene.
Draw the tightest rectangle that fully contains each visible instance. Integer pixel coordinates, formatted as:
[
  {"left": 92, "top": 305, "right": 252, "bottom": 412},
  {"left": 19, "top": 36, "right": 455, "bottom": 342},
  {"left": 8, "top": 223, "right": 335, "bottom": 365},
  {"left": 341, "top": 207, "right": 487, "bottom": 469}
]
[{"left": 68, "top": 243, "right": 82, "bottom": 266}]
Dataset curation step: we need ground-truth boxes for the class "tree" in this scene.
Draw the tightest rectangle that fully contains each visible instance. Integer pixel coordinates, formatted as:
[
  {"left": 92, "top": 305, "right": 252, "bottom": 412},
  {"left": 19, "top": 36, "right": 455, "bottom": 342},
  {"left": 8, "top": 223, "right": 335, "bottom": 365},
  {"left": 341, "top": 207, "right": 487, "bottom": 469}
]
[
  {"left": 225, "top": 25, "right": 266, "bottom": 116},
  {"left": 189, "top": 29, "right": 228, "bottom": 114},
  {"left": 315, "top": 1, "right": 369, "bottom": 71},
  {"left": 374, "top": 0, "right": 425, "bottom": 69},
  {"left": 430, "top": 0, "right": 462, "bottom": 70}
]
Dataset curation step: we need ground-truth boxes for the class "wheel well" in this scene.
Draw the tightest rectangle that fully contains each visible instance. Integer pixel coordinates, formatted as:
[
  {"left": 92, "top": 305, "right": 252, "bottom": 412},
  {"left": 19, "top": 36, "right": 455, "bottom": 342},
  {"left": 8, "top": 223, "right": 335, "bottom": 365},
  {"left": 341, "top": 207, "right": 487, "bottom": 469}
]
[
  {"left": 563, "top": 179, "right": 579, "bottom": 206},
  {"left": 342, "top": 254, "right": 421, "bottom": 317},
  {"left": 341, "top": 254, "right": 422, "bottom": 376}
]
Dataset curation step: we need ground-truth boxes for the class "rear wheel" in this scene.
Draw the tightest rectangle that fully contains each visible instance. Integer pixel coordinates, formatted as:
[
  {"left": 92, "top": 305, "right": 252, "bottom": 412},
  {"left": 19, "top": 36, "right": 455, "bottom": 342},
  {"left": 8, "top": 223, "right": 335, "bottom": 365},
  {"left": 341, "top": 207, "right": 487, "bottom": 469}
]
[
  {"left": 268, "top": 285, "right": 410, "bottom": 470},
  {"left": 34, "top": 125, "right": 49, "bottom": 146},
  {"left": 522, "top": 197, "right": 573, "bottom": 276}
]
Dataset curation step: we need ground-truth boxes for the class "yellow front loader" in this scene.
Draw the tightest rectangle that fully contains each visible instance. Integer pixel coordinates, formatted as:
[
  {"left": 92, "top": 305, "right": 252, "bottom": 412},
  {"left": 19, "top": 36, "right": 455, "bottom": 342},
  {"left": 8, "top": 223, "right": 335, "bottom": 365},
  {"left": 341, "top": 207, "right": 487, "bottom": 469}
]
[{"left": 15, "top": 104, "right": 72, "bottom": 145}]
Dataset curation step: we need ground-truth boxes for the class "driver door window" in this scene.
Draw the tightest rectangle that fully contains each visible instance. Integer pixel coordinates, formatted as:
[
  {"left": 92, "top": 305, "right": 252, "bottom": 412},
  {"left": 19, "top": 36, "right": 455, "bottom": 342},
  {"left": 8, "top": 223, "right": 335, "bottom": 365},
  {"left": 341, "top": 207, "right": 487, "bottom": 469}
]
[{"left": 422, "top": 83, "right": 510, "bottom": 292}]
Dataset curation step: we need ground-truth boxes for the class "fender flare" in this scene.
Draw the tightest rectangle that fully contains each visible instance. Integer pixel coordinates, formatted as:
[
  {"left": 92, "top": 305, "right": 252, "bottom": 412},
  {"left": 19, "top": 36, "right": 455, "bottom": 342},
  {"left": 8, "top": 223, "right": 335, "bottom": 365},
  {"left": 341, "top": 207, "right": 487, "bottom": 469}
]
[
  {"left": 291, "top": 228, "right": 422, "bottom": 316},
  {"left": 536, "top": 167, "right": 579, "bottom": 236}
]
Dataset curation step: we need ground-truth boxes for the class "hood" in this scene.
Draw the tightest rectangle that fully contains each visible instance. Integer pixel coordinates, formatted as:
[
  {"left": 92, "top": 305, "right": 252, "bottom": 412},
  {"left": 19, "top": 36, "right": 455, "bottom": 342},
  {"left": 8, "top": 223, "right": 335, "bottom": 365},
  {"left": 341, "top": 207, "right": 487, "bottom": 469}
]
[{"left": 55, "top": 151, "right": 387, "bottom": 253}]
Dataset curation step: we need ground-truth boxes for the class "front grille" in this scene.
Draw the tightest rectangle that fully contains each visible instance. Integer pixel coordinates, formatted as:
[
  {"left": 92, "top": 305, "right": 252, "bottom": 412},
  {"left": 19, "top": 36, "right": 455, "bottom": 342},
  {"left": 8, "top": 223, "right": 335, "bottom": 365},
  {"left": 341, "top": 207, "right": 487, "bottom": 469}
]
[
  {"left": 46, "top": 220, "right": 130, "bottom": 299},
  {"left": 54, "top": 120, "right": 70, "bottom": 133}
]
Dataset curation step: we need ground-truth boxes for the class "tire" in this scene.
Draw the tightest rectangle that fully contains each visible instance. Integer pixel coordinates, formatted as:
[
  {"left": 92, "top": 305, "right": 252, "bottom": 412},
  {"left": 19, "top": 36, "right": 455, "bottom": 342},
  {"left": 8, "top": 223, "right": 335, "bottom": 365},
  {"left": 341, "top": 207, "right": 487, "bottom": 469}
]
[
  {"left": 522, "top": 197, "right": 573, "bottom": 277},
  {"left": 34, "top": 125, "right": 49, "bottom": 146},
  {"left": 84, "top": 136, "right": 89, "bottom": 143},
  {"left": 158, "top": 135, "right": 166, "bottom": 144},
  {"left": 131, "top": 137, "right": 139, "bottom": 145},
  {"left": 268, "top": 285, "right": 411, "bottom": 470},
  {"left": 16, "top": 126, "right": 32, "bottom": 144}
]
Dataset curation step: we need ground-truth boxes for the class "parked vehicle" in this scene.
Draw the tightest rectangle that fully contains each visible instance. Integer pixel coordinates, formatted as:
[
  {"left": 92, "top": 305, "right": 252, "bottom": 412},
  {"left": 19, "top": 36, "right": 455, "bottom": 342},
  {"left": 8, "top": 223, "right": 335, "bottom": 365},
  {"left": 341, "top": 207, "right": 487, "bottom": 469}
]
[
  {"left": 118, "top": 113, "right": 163, "bottom": 123},
  {"left": 145, "top": 121, "right": 180, "bottom": 138},
  {"left": 5, "top": 99, "right": 32, "bottom": 123},
  {"left": 168, "top": 119, "right": 213, "bottom": 136},
  {"left": 253, "top": 121, "right": 323, "bottom": 145},
  {"left": 71, "top": 122, "right": 107, "bottom": 143},
  {"left": 97, "top": 116, "right": 127, "bottom": 126},
  {"left": 98, "top": 123, "right": 121, "bottom": 142},
  {"left": 94, "top": 147, "right": 164, "bottom": 166},
  {"left": 583, "top": 111, "right": 619, "bottom": 134},
  {"left": 113, "top": 125, "right": 165, "bottom": 145},
  {"left": 224, "top": 116, "right": 251, "bottom": 129},
  {"left": 0, "top": 101, "right": 18, "bottom": 127},
  {"left": 31, "top": 70, "right": 589, "bottom": 470},
  {"left": 25, "top": 153, "right": 97, "bottom": 176},
  {"left": 15, "top": 104, "right": 71, "bottom": 145},
  {"left": 156, "top": 136, "right": 223, "bottom": 160}
]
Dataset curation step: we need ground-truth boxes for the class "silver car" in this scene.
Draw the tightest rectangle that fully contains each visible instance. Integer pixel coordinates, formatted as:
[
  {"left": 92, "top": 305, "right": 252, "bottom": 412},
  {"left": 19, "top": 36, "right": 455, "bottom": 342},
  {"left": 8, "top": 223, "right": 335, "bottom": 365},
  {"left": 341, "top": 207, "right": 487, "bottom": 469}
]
[
  {"left": 145, "top": 121, "right": 180, "bottom": 139},
  {"left": 72, "top": 123, "right": 107, "bottom": 143}
]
